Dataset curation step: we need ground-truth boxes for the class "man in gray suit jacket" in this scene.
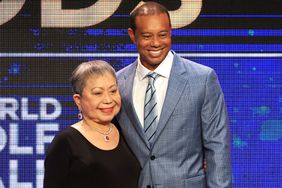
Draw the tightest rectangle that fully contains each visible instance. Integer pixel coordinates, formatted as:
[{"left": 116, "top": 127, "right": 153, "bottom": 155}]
[{"left": 116, "top": 2, "right": 232, "bottom": 188}]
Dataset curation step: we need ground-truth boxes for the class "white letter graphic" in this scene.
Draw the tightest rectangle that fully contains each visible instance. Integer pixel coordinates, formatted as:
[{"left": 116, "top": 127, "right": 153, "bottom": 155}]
[
  {"left": 40, "top": 98, "right": 61, "bottom": 120},
  {"left": 0, "top": 0, "right": 26, "bottom": 25},
  {"left": 0, "top": 98, "right": 19, "bottom": 120},
  {"left": 41, "top": 0, "right": 122, "bottom": 27},
  {"left": 0, "top": 126, "right": 7, "bottom": 152},
  {"left": 10, "top": 160, "right": 32, "bottom": 188},
  {"left": 36, "top": 123, "right": 59, "bottom": 154}
]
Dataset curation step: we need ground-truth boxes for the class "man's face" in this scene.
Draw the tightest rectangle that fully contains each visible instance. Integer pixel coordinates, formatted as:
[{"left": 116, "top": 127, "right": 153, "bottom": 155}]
[{"left": 128, "top": 13, "right": 172, "bottom": 71}]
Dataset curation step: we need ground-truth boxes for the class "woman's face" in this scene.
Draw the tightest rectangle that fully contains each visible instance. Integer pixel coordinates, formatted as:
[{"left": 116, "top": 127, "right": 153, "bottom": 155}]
[{"left": 73, "top": 72, "right": 121, "bottom": 125}]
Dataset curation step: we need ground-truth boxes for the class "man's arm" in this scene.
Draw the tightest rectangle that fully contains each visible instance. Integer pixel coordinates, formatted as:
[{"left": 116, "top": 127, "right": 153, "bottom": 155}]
[{"left": 201, "top": 69, "right": 232, "bottom": 188}]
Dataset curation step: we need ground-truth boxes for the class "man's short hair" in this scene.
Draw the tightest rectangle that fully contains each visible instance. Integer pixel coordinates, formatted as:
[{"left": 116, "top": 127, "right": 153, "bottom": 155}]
[{"left": 129, "top": 2, "right": 171, "bottom": 32}]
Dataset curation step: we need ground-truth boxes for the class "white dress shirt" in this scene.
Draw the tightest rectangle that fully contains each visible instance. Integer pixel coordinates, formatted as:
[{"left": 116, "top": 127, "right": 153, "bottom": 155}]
[{"left": 132, "top": 51, "right": 174, "bottom": 128}]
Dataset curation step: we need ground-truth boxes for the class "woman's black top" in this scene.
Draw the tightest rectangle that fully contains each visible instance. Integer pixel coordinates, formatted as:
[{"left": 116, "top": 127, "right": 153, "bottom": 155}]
[{"left": 44, "top": 126, "right": 140, "bottom": 188}]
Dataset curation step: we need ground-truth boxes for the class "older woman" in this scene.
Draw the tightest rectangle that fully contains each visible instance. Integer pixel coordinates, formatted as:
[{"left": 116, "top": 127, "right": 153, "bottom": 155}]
[{"left": 44, "top": 60, "right": 140, "bottom": 188}]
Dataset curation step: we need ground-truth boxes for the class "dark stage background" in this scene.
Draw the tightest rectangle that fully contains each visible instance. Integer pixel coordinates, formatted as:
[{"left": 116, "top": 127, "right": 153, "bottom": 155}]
[{"left": 0, "top": 0, "right": 282, "bottom": 187}]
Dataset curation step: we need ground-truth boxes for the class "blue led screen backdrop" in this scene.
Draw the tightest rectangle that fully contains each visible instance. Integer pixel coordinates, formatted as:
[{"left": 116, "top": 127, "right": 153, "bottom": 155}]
[{"left": 0, "top": 0, "right": 282, "bottom": 187}]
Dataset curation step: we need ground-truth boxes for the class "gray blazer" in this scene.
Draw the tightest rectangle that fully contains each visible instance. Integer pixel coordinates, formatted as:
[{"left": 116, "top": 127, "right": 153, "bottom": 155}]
[{"left": 116, "top": 53, "right": 232, "bottom": 188}]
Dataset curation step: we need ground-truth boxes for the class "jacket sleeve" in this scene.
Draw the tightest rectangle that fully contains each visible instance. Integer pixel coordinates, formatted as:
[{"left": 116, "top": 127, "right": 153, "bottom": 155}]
[{"left": 201, "top": 69, "right": 232, "bottom": 188}]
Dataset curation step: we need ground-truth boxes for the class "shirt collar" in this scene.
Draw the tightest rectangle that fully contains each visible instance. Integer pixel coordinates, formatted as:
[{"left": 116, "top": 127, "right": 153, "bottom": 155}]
[{"left": 136, "top": 51, "right": 174, "bottom": 80}]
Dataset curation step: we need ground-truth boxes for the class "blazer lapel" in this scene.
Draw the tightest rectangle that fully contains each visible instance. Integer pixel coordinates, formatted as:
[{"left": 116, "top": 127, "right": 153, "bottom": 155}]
[
  {"left": 152, "top": 54, "right": 188, "bottom": 146},
  {"left": 118, "top": 61, "right": 150, "bottom": 148}
]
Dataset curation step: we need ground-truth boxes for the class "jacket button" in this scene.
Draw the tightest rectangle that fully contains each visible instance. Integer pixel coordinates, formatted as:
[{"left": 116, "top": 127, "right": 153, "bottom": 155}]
[{"left": 150, "top": 155, "right": 155, "bottom": 160}]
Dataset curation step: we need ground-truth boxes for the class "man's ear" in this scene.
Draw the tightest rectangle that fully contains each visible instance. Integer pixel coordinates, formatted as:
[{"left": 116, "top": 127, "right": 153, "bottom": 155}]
[{"left": 128, "top": 28, "right": 136, "bottom": 44}]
